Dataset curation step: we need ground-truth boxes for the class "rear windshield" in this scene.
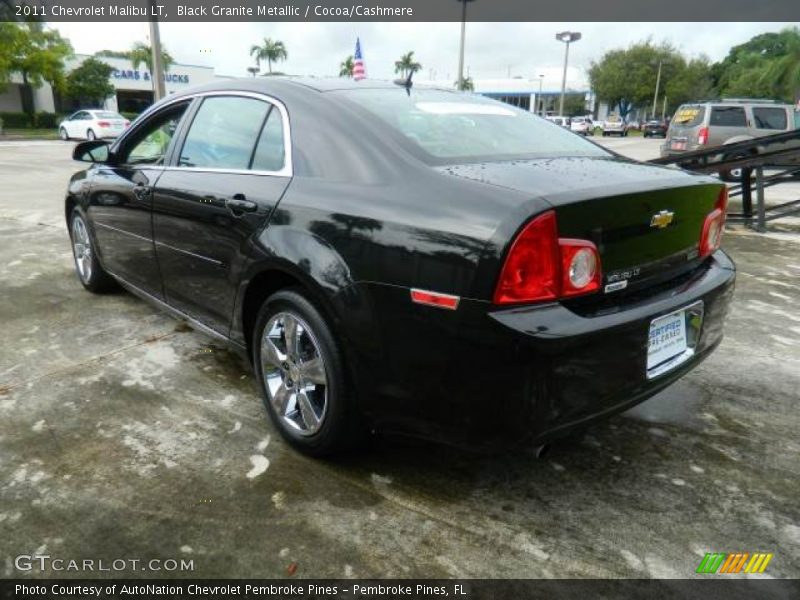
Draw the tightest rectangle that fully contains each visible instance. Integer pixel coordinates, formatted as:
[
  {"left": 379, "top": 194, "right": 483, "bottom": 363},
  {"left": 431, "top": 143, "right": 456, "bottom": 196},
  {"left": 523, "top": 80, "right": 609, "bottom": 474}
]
[
  {"left": 95, "top": 111, "right": 122, "bottom": 119},
  {"left": 672, "top": 105, "right": 706, "bottom": 127},
  {"left": 337, "top": 89, "right": 609, "bottom": 163}
]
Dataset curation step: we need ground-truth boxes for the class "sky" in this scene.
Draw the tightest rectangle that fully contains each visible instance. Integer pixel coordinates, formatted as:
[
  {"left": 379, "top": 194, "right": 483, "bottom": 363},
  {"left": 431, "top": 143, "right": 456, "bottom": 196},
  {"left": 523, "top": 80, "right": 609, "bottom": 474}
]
[{"left": 52, "top": 21, "right": 799, "bottom": 91}]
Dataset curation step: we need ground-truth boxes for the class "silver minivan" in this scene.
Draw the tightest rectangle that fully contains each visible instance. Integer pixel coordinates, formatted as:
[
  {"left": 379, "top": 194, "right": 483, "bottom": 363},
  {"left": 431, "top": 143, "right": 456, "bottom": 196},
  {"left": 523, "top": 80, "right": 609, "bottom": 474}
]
[{"left": 661, "top": 99, "right": 800, "bottom": 180}]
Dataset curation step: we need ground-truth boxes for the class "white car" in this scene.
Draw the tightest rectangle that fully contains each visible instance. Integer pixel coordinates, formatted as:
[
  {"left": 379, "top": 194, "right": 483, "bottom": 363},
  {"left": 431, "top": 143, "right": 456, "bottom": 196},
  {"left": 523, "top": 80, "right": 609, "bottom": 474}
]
[
  {"left": 570, "top": 116, "right": 593, "bottom": 135},
  {"left": 58, "top": 110, "right": 130, "bottom": 141}
]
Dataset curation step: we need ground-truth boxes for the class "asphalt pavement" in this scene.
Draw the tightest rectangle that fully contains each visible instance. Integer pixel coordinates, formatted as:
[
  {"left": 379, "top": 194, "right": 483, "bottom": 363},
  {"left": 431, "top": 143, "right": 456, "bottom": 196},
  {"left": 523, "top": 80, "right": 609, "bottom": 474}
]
[{"left": 1, "top": 138, "right": 799, "bottom": 579}]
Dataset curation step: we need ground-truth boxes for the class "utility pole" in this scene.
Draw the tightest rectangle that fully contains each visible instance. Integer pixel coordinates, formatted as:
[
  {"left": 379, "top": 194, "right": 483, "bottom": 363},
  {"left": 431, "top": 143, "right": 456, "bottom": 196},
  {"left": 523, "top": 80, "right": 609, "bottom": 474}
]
[
  {"left": 538, "top": 74, "right": 544, "bottom": 116},
  {"left": 662, "top": 95, "right": 668, "bottom": 121},
  {"left": 651, "top": 59, "right": 663, "bottom": 121},
  {"left": 149, "top": 1, "right": 166, "bottom": 101},
  {"left": 556, "top": 31, "right": 581, "bottom": 117}
]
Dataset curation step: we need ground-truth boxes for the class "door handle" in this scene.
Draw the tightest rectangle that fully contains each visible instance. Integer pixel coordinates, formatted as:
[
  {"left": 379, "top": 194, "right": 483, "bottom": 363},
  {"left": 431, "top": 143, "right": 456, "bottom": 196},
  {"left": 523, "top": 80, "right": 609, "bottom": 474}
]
[{"left": 226, "top": 194, "right": 257, "bottom": 215}]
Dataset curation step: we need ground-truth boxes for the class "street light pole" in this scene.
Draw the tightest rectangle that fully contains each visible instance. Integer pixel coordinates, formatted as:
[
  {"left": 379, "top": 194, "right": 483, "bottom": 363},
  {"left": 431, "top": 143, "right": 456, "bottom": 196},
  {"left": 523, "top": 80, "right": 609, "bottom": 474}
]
[
  {"left": 148, "top": 1, "right": 166, "bottom": 101},
  {"left": 651, "top": 59, "right": 663, "bottom": 120},
  {"left": 555, "top": 31, "right": 581, "bottom": 117},
  {"left": 456, "top": 0, "right": 475, "bottom": 89}
]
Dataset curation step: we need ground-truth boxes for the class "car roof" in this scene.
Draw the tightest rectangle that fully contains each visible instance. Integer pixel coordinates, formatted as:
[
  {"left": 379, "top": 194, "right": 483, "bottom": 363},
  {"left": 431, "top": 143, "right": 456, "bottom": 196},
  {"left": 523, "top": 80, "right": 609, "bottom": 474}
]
[{"left": 168, "top": 76, "right": 454, "bottom": 100}]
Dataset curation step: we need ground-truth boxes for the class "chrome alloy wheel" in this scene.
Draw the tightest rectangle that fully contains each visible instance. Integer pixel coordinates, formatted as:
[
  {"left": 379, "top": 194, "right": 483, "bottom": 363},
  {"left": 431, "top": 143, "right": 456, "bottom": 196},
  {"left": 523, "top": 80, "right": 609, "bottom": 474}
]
[
  {"left": 71, "top": 215, "right": 93, "bottom": 283},
  {"left": 260, "top": 312, "right": 329, "bottom": 436}
]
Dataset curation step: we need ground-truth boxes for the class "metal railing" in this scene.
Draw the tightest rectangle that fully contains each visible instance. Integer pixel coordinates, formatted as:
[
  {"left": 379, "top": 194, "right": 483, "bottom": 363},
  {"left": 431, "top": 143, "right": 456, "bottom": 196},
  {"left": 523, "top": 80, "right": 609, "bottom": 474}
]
[{"left": 648, "top": 129, "right": 800, "bottom": 232}]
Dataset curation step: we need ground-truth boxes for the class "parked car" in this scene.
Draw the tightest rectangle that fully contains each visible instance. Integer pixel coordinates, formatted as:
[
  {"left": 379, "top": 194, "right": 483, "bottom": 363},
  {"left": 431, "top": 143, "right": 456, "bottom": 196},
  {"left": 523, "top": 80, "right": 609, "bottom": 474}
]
[
  {"left": 59, "top": 110, "right": 130, "bottom": 141},
  {"left": 65, "top": 79, "right": 735, "bottom": 456},
  {"left": 569, "top": 116, "right": 593, "bottom": 135},
  {"left": 643, "top": 120, "right": 668, "bottom": 138},
  {"left": 546, "top": 115, "right": 571, "bottom": 128},
  {"left": 602, "top": 115, "right": 627, "bottom": 136},
  {"left": 661, "top": 99, "right": 800, "bottom": 181}
]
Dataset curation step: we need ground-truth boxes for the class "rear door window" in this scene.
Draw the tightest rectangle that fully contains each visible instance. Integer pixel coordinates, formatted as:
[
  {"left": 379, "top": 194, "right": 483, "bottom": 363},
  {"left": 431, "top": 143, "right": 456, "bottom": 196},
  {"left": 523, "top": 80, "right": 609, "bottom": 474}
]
[
  {"left": 179, "top": 96, "right": 270, "bottom": 170},
  {"left": 752, "top": 107, "right": 788, "bottom": 130},
  {"left": 710, "top": 106, "right": 746, "bottom": 127}
]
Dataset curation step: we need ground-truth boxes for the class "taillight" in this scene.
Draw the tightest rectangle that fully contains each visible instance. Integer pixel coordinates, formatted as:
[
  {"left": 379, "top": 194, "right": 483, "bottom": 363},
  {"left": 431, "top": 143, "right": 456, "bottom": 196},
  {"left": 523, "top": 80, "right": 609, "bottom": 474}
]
[
  {"left": 698, "top": 127, "right": 709, "bottom": 145},
  {"left": 699, "top": 187, "right": 728, "bottom": 257},
  {"left": 494, "top": 210, "right": 602, "bottom": 305},
  {"left": 124, "top": 120, "right": 131, "bottom": 127},
  {"left": 97, "top": 121, "right": 110, "bottom": 128}
]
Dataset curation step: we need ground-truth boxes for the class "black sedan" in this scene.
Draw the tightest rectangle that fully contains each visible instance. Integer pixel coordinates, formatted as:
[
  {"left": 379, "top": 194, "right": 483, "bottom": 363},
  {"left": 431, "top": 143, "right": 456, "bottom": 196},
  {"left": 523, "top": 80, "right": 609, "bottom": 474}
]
[
  {"left": 644, "top": 119, "right": 668, "bottom": 138},
  {"left": 65, "top": 78, "right": 735, "bottom": 456}
]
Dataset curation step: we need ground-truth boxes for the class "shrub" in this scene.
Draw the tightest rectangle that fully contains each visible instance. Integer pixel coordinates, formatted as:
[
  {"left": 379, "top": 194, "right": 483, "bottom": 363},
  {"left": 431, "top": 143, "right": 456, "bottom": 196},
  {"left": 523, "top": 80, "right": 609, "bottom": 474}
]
[
  {"left": 0, "top": 112, "right": 33, "bottom": 128},
  {"left": 35, "top": 112, "right": 60, "bottom": 129},
  {"left": 120, "top": 111, "right": 140, "bottom": 122}
]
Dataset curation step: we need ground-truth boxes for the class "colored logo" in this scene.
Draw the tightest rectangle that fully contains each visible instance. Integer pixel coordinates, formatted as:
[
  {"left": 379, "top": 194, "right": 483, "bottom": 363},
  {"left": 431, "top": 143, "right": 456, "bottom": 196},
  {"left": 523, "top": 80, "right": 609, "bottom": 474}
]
[
  {"left": 650, "top": 210, "right": 675, "bottom": 229},
  {"left": 696, "top": 552, "right": 773, "bottom": 574}
]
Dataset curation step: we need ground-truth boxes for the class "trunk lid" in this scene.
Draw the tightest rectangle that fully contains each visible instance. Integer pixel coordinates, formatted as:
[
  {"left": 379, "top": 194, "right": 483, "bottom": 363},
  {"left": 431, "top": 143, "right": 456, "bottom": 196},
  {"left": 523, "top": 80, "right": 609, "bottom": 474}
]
[{"left": 437, "top": 156, "right": 723, "bottom": 295}]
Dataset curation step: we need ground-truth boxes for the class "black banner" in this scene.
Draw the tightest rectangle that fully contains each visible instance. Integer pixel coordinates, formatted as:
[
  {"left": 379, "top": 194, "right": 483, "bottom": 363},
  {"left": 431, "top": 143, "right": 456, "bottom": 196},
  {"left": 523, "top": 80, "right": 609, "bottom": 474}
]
[
  {"left": 1, "top": 0, "right": 800, "bottom": 22},
  {"left": 2, "top": 580, "right": 800, "bottom": 600}
]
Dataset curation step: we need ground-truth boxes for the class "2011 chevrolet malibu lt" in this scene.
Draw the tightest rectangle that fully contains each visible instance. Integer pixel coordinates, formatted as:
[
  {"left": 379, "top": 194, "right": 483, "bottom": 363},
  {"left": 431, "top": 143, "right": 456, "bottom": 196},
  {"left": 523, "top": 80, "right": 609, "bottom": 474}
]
[{"left": 65, "top": 78, "right": 735, "bottom": 456}]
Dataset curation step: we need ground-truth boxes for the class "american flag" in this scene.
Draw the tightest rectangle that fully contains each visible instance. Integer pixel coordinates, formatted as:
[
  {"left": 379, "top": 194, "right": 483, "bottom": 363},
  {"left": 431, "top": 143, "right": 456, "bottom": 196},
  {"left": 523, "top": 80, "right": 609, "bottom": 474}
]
[{"left": 353, "top": 38, "right": 366, "bottom": 81}]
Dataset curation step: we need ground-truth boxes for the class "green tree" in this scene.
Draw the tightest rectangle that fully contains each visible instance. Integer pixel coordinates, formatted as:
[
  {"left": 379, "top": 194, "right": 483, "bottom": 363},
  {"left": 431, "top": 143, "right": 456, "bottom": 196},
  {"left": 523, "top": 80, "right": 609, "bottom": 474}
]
[
  {"left": 562, "top": 93, "right": 587, "bottom": 116},
  {"left": 589, "top": 41, "right": 711, "bottom": 120},
  {"left": 65, "top": 57, "right": 114, "bottom": 107},
  {"left": 128, "top": 41, "right": 174, "bottom": 73},
  {"left": 712, "top": 28, "right": 800, "bottom": 102},
  {"left": 249, "top": 38, "right": 287, "bottom": 74},
  {"left": 1, "top": 22, "right": 72, "bottom": 116},
  {"left": 394, "top": 51, "right": 422, "bottom": 79},
  {"left": 339, "top": 55, "right": 354, "bottom": 78}
]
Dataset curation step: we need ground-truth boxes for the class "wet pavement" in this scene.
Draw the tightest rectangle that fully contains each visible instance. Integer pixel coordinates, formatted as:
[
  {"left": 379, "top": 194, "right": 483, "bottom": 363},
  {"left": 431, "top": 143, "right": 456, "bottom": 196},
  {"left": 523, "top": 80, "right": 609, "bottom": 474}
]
[{"left": 1, "top": 142, "right": 799, "bottom": 579}]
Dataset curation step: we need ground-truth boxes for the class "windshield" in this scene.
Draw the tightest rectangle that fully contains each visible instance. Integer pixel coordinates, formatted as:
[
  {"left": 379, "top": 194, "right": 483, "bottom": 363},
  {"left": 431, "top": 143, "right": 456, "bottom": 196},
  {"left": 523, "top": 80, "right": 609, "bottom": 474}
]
[{"left": 337, "top": 88, "right": 609, "bottom": 163}]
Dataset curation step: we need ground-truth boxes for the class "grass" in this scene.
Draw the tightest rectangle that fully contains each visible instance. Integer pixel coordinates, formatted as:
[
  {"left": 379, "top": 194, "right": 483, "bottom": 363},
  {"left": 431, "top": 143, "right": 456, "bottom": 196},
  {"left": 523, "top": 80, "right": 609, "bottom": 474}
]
[{"left": 0, "top": 128, "right": 60, "bottom": 140}]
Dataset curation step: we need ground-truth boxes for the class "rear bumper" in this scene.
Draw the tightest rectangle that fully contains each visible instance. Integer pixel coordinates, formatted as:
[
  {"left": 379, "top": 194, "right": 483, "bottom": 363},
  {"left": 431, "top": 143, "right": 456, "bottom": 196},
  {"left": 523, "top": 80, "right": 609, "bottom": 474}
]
[{"left": 350, "top": 250, "right": 735, "bottom": 450}]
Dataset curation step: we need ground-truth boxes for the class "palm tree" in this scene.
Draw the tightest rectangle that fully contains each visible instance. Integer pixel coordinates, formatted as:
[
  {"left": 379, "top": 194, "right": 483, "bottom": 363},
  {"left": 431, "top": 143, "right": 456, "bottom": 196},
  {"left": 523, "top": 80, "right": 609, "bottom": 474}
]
[
  {"left": 339, "top": 55, "right": 354, "bottom": 78},
  {"left": 128, "top": 41, "right": 174, "bottom": 73},
  {"left": 246, "top": 66, "right": 260, "bottom": 77},
  {"left": 250, "top": 38, "right": 288, "bottom": 74},
  {"left": 455, "top": 76, "right": 474, "bottom": 92},
  {"left": 394, "top": 51, "right": 422, "bottom": 79}
]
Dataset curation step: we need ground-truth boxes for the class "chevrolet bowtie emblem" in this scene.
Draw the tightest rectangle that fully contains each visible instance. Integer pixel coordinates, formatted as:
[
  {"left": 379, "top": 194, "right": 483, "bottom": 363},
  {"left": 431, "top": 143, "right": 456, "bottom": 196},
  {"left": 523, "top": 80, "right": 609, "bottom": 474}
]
[{"left": 650, "top": 210, "right": 675, "bottom": 229}]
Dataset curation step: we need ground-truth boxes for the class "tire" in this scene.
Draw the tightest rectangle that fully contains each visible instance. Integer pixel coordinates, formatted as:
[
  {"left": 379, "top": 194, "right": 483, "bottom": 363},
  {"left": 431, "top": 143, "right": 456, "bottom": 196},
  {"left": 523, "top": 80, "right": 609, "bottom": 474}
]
[
  {"left": 719, "top": 151, "right": 751, "bottom": 183},
  {"left": 86, "top": 129, "right": 96, "bottom": 141},
  {"left": 59, "top": 127, "right": 69, "bottom": 141},
  {"left": 252, "top": 289, "right": 363, "bottom": 457},
  {"left": 68, "top": 207, "right": 117, "bottom": 293}
]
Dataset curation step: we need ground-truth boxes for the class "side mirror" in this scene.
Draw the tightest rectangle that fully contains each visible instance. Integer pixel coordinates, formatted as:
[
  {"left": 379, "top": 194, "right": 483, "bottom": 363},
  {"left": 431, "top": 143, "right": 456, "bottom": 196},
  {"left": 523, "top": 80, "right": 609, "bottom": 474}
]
[{"left": 73, "top": 140, "right": 111, "bottom": 163}]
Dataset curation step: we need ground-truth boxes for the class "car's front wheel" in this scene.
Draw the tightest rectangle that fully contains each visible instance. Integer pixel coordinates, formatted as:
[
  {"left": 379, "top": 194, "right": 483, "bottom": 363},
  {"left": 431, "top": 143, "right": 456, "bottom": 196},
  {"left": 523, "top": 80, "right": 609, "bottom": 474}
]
[
  {"left": 59, "top": 127, "right": 69, "bottom": 141},
  {"left": 253, "top": 289, "right": 362, "bottom": 456},
  {"left": 86, "top": 129, "right": 96, "bottom": 141},
  {"left": 69, "top": 208, "right": 116, "bottom": 293}
]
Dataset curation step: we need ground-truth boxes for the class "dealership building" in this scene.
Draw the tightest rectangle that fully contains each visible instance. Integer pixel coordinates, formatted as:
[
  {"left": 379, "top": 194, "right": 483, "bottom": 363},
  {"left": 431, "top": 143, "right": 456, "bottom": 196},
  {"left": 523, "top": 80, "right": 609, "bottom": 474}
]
[{"left": 0, "top": 54, "right": 220, "bottom": 114}]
